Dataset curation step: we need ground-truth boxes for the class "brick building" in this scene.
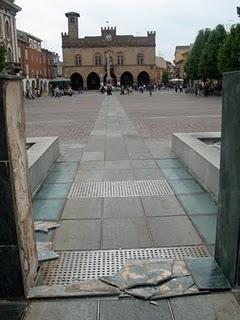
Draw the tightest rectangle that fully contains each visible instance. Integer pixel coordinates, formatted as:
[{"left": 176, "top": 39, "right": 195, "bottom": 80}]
[
  {"left": 0, "top": 0, "right": 21, "bottom": 72},
  {"left": 62, "top": 12, "right": 156, "bottom": 90},
  {"left": 174, "top": 45, "right": 192, "bottom": 79},
  {"left": 17, "top": 30, "right": 61, "bottom": 95},
  {"left": 155, "top": 56, "right": 167, "bottom": 83}
]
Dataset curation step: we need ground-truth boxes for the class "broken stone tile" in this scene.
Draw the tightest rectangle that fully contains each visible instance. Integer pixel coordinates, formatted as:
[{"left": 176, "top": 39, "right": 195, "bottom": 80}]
[
  {"left": 28, "top": 280, "right": 120, "bottom": 298},
  {"left": 101, "top": 259, "right": 173, "bottom": 290},
  {"left": 125, "top": 276, "right": 196, "bottom": 300},
  {"left": 151, "top": 276, "right": 196, "bottom": 299},
  {"left": 172, "top": 260, "right": 190, "bottom": 277},
  {"left": 34, "top": 221, "right": 61, "bottom": 233},
  {"left": 37, "top": 242, "right": 59, "bottom": 262},
  {"left": 184, "top": 257, "right": 231, "bottom": 290}
]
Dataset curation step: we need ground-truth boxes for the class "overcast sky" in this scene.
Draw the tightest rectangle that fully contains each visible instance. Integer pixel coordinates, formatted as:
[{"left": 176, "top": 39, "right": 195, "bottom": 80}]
[{"left": 16, "top": 0, "right": 239, "bottom": 62}]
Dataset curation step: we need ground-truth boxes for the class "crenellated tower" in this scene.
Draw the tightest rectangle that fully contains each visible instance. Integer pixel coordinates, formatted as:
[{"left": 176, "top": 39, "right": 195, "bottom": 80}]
[{"left": 65, "top": 12, "right": 80, "bottom": 39}]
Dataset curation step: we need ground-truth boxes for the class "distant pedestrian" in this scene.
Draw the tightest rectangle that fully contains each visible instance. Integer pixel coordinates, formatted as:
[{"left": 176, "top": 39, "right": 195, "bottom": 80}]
[{"left": 174, "top": 85, "right": 178, "bottom": 93}]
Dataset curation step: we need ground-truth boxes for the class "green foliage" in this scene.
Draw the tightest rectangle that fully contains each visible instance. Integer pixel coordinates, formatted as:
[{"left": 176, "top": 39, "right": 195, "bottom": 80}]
[
  {"left": 218, "top": 24, "right": 240, "bottom": 73},
  {"left": 184, "top": 29, "right": 211, "bottom": 80},
  {"left": 199, "top": 25, "right": 227, "bottom": 80},
  {"left": 162, "top": 71, "right": 169, "bottom": 84},
  {"left": 0, "top": 43, "right": 6, "bottom": 72}
]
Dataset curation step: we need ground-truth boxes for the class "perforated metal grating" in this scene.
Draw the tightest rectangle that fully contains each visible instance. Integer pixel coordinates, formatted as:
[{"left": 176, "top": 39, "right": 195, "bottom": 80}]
[
  {"left": 68, "top": 180, "right": 174, "bottom": 198},
  {"left": 37, "top": 246, "right": 209, "bottom": 286}
]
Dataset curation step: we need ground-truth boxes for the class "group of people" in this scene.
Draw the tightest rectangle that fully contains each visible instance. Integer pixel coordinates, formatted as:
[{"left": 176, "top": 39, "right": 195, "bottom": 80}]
[
  {"left": 184, "top": 83, "right": 222, "bottom": 97},
  {"left": 50, "top": 86, "right": 73, "bottom": 98}
]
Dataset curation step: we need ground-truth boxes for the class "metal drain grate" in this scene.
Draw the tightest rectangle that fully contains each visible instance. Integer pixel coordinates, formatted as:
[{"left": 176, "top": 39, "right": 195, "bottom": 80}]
[
  {"left": 68, "top": 180, "right": 173, "bottom": 198},
  {"left": 37, "top": 246, "right": 209, "bottom": 286}
]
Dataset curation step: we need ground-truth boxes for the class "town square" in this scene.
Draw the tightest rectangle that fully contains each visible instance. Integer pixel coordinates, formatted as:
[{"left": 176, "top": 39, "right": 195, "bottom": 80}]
[{"left": 0, "top": 1, "right": 240, "bottom": 319}]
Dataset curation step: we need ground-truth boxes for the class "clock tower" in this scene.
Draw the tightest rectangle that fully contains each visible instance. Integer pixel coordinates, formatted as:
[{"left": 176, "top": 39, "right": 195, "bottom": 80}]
[{"left": 65, "top": 12, "right": 80, "bottom": 39}]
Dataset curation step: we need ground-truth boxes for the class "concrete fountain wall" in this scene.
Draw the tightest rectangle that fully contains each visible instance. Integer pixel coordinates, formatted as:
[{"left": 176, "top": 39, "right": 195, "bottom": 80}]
[
  {"left": 172, "top": 132, "right": 221, "bottom": 199},
  {"left": 27, "top": 137, "right": 60, "bottom": 195}
]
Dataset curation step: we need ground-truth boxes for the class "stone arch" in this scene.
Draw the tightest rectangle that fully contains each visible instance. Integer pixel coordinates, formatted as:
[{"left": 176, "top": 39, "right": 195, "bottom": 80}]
[
  {"left": 40, "top": 80, "right": 43, "bottom": 92},
  {"left": 137, "top": 71, "right": 150, "bottom": 86},
  {"left": 70, "top": 72, "right": 83, "bottom": 90},
  {"left": 7, "top": 46, "right": 12, "bottom": 62},
  {"left": 87, "top": 72, "right": 100, "bottom": 90},
  {"left": 44, "top": 81, "right": 47, "bottom": 92},
  {"left": 26, "top": 79, "right": 30, "bottom": 92},
  {"left": 32, "top": 80, "right": 35, "bottom": 93},
  {"left": 120, "top": 71, "right": 134, "bottom": 88}
]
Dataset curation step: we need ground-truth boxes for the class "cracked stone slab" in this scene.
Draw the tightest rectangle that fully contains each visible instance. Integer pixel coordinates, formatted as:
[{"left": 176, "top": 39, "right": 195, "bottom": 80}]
[
  {"left": 184, "top": 257, "right": 231, "bottom": 291},
  {"left": 125, "top": 276, "right": 197, "bottom": 300},
  {"left": 101, "top": 259, "right": 173, "bottom": 290},
  {"left": 28, "top": 280, "right": 121, "bottom": 299},
  {"left": 37, "top": 242, "right": 59, "bottom": 262}
]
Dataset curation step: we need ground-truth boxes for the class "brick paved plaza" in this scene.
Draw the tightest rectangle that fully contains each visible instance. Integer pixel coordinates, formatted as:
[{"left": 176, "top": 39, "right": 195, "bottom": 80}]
[{"left": 25, "top": 91, "right": 240, "bottom": 319}]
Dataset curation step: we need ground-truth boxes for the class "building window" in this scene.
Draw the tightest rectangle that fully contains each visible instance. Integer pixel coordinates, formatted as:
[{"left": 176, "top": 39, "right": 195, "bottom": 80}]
[
  {"left": 7, "top": 47, "right": 12, "bottom": 62},
  {"left": 5, "top": 20, "right": 10, "bottom": 39},
  {"left": 25, "top": 49, "right": 28, "bottom": 59},
  {"left": 117, "top": 53, "right": 124, "bottom": 65},
  {"left": 18, "top": 47, "right": 21, "bottom": 58},
  {"left": 0, "top": 15, "right": 2, "bottom": 35},
  {"left": 137, "top": 53, "right": 144, "bottom": 65},
  {"left": 75, "top": 55, "right": 81, "bottom": 66},
  {"left": 95, "top": 54, "right": 102, "bottom": 65}
]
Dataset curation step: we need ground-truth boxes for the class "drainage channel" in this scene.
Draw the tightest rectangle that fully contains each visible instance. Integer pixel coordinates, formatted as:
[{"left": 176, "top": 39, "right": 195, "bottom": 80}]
[{"left": 36, "top": 246, "right": 209, "bottom": 286}]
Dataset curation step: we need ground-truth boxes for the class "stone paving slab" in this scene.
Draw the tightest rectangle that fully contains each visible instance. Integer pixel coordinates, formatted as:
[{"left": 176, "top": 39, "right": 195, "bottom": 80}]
[
  {"left": 99, "top": 299, "right": 172, "bottom": 320},
  {"left": 33, "top": 199, "right": 66, "bottom": 220},
  {"left": 130, "top": 159, "right": 157, "bottom": 169},
  {"left": 103, "top": 197, "right": 144, "bottom": 218},
  {"left": 148, "top": 216, "right": 203, "bottom": 246},
  {"left": 102, "top": 217, "right": 152, "bottom": 249},
  {"left": 190, "top": 215, "right": 217, "bottom": 245},
  {"left": 141, "top": 196, "right": 185, "bottom": 217},
  {"left": 35, "top": 183, "right": 72, "bottom": 199},
  {"left": 156, "top": 158, "right": 183, "bottom": 169},
  {"left": 104, "top": 160, "right": 131, "bottom": 170},
  {"left": 103, "top": 169, "right": 134, "bottom": 181},
  {"left": 170, "top": 293, "right": 240, "bottom": 320},
  {"left": 75, "top": 170, "right": 105, "bottom": 182},
  {"left": 53, "top": 220, "right": 101, "bottom": 250},
  {"left": 79, "top": 161, "right": 105, "bottom": 171},
  {"left": 177, "top": 194, "right": 218, "bottom": 215},
  {"left": 162, "top": 168, "right": 193, "bottom": 180},
  {"left": 0, "top": 302, "right": 27, "bottom": 320},
  {"left": 133, "top": 168, "right": 164, "bottom": 180},
  {"left": 25, "top": 300, "right": 98, "bottom": 320},
  {"left": 169, "top": 179, "right": 204, "bottom": 194},
  {"left": 62, "top": 198, "right": 102, "bottom": 219},
  {"left": 82, "top": 152, "right": 105, "bottom": 161}
]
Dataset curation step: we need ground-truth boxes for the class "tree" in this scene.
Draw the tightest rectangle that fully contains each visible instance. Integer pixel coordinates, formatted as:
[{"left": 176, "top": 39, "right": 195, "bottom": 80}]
[
  {"left": 162, "top": 71, "right": 169, "bottom": 84},
  {"left": 199, "top": 25, "right": 227, "bottom": 81},
  {"left": 185, "top": 29, "right": 211, "bottom": 80},
  {"left": 0, "top": 43, "right": 6, "bottom": 72},
  {"left": 218, "top": 24, "right": 240, "bottom": 73}
]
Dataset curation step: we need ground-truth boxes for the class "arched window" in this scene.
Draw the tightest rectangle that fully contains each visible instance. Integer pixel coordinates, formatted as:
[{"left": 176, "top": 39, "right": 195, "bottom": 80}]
[
  {"left": 7, "top": 47, "right": 12, "bottom": 62},
  {"left": 137, "top": 53, "right": 144, "bottom": 65},
  {"left": 75, "top": 55, "right": 81, "bottom": 66},
  {"left": 105, "top": 56, "right": 113, "bottom": 66},
  {"left": 117, "top": 53, "right": 124, "bottom": 65},
  {"left": 95, "top": 54, "right": 102, "bottom": 66},
  {"left": 5, "top": 20, "right": 10, "bottom": 39}
]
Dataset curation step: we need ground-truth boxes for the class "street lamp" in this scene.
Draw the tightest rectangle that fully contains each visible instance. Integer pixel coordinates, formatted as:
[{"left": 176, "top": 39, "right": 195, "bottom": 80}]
[{"left": 237, "top": 7, "right": 240, "bottom": 17}]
